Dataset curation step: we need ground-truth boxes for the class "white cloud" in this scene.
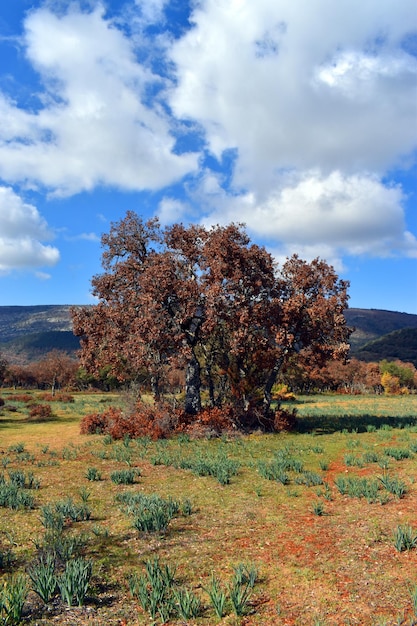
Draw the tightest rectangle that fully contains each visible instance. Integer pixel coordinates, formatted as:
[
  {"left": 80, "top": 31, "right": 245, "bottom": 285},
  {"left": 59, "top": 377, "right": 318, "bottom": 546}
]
[
  {"left": 201, "top": 171, "right": 417, "bottom": 262},
  {"left": 35, "top": 271, "right": 52, "bottom": 280},
  {"left": 0, "top": 4, "right": 198, "bottom": 195},
  {"left": 169, "top": 0, "right": 417, "bottom": 190},
  {"left": 157, "top": 197, "right": 188, "bottom": 224},
  {"left": 0, "top": 186, "right": 60, "bottom": 272}
]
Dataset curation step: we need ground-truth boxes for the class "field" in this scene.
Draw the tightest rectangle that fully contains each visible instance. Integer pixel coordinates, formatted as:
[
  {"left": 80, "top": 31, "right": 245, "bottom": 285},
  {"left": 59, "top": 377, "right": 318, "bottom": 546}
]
[{"left": 1, "top": 391, "right": 417, "bottom": 625}]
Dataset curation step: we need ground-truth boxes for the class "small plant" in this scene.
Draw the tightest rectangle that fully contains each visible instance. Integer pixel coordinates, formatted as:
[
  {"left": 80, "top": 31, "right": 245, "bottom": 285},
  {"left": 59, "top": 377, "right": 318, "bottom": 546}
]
[
  {"left": 86, "top": 467, "right": 102, "bottom": 481},
  {"left": 378, "top": 474, "right": 406, "bottom": 498},
  {"left": 228, "top": 563, "right": 257, "bottom": 616},
  {"left": 174, "top": 587, "right": 201, "bottom": 620},
  {"left": 344, "top": 453, "right": 363, "bottom": 468},
  {"left": 181, "top": 498, "right": 193, "bottom": 516},
  {"left": 384, "top": 447, "right": 411, "bottom": 461},
  {"left": 393, "top": 525, "right": 417, "bottom": 552},
  {"left": 132, "top": 507, "right": 171, "bottom": 533},
  {"left": 110, "top": 468, "right": 139, "bottom": 485},
  {"left": 40, "top": 505, "right": 65, "bottom": 533},
  {"left": 128, "top": 558, "right": 177, "bottom": 621},
  {"left": 312, "top": 500, "right": 325, "bottom": 516},
  {"left": 58, "top": 557, "right": 92, "bottom": 606},
  {"left": 0, "top": 573, "right": 29, "bottom": 625},
  {"left": 28, "top": 553, "right": 57, "bottom": 603},
  {"left": 8, "top": 443, "right": 25, "bottom": 453},
  {"left": 205, "top": 573, "right": 226, "bottom": 619},
  {"left": 0, "top": 482, "right": 35, "bottom": 510},
  {"left": 78, "top": 486, "right": 91, "bottom": 503}
]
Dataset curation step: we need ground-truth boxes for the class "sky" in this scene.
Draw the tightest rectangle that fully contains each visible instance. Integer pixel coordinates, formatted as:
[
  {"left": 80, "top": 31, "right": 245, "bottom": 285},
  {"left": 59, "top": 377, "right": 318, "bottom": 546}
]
[{"left": 0, "top": 0, "right": 416, "bottom": 313}]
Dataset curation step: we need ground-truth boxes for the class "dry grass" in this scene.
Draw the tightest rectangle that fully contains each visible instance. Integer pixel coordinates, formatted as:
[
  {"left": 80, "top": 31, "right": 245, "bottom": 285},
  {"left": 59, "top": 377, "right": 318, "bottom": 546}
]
[{"left": 1, "top": 391, "right": 417, "bottom": 625}]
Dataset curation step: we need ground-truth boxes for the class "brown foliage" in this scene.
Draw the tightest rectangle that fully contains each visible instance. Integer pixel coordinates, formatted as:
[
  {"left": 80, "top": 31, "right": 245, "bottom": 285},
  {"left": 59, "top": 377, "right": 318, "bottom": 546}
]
[
  {"left": 38, "top": 393, "right": 75, "bottom": 403},
  {"left": 72, "top": 213, "right": 350, "bottom": 427},
  {"left": 80, "top": 409, "right": 114, "bottom": 435},
  {"left": 80, "top": 402, "right": 182, "bottom": 440},
  {"left": 7, "top": 394, "right": 34, "bottom": 403},
  {"left": 28, "top": 404, "right": 53, "bottom": 421}
]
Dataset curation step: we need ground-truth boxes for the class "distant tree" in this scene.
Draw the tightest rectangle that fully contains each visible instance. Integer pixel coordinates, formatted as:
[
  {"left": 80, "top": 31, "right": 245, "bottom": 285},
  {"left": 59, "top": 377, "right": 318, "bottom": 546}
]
[
  {"left": 379, "top": 360, "right": 416, "bottom": 389},
  {"left": 72, "top": 212, "right": 350, "bottom": 428},
  {"left": 33, "top": 350, "right": 78, "bottom": 395}
]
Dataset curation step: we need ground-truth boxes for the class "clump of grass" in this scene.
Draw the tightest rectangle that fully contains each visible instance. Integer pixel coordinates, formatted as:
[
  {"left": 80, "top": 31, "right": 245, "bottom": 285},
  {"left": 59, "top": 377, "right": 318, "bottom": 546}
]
[
  {"left": 58, "top": 557, "right": 92, "bottom": 606},
  {"left": 85, "top": 467, "right": 102, "bottom": 481},
  {"left": 27, "top": 553, "right": 57, "bottom": 603},
  {"left": 384, "top": 447, "right": 411, "bottom": 461},
  {"left": 0, "top": 573, "right": 29, "bottom": 625},
  {"left": 110, "top": 468, "right": 139, "bottom": 485},
  {"left": 117, "top": 491, "right": 182, "bottom": 534},
  {"left": 0, "top": 482, "right": 35, "bottom": 510},
  {"left": 295, "top": 470, "right": 324, "bottom": 487},
  {"left": 378, "top": 474, "right": 407, "bottom": 498},
  {"left": 334, "top": 476, "right": 380, "bottom": 503},
  {"left": 344, "top": 453, "right": 363, "bottom": 467},
  {"left": 393, "top": 525, "right": 417, "bottom": 552},
  {"left": 312, "top": 500, "right": 325, "bottom": 516},
  {"left": 174, "top": 587, "right": 201, "bottom": 620},
  {"left": 128, "top": 558, "right": 177, "bottom": 622},
  {"left": 205, "top": 573, "right": 227, "bottom": 619}
]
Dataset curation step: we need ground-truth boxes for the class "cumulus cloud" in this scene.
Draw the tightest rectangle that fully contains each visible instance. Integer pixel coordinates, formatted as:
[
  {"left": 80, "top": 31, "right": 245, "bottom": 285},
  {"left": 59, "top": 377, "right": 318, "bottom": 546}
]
[
  {"left": 169, "top": 0, "right": 416, "bottom": 190},
  {"left": 157, "top": 197, "right": 188, "bottom": 224},
  {"left": 0, "top": 0, "right": 415, "bottom": 275},
  {"left": 201, "top": 171, "right": 417, "bottom": 261},
  {"left": 0, "top": 4, "right": 198, "bottom": 195},
  {"left": 169, "top": 0, "right": 417, "bottom": 263},
  {"left": 0, "top": 187, "right": 60, "bottom": 272}
]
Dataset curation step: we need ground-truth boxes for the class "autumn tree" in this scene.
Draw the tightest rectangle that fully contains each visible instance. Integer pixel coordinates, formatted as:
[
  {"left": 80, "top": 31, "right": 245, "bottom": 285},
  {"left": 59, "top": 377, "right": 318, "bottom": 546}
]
[
  {"left": 72, "top": 212, "right": 350, "bottom": 427},
  {"left": 32, "top": 350, "right": 78, "bottom": 394}
]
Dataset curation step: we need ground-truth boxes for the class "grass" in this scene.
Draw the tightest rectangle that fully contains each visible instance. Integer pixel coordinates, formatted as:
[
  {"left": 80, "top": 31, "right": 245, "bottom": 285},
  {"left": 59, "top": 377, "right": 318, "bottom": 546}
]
[{"left": 1, "top": 390, "right": 417, "bottom": 624}]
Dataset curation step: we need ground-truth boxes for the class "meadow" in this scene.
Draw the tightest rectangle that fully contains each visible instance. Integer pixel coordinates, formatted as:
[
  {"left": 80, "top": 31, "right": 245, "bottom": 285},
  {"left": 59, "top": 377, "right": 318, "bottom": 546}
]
[{"left": 1, "top": 391, "right": 417, "bottom": 625}]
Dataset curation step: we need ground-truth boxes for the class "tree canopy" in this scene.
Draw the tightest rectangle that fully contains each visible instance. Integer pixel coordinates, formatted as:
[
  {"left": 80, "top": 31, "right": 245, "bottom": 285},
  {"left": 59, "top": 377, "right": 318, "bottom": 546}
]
[{"left": 72, "top": 211, "right": 351, "bottom": 430}]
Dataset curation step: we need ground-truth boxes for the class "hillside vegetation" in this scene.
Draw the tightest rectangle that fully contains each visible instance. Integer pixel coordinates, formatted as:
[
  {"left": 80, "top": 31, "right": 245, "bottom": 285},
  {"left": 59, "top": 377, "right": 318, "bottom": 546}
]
[
  {"left": 355, "top": 327, "right": 417, "bottom": 366},
  {"left": 0, "top": 305, "right": 416, "bottom": 364}
]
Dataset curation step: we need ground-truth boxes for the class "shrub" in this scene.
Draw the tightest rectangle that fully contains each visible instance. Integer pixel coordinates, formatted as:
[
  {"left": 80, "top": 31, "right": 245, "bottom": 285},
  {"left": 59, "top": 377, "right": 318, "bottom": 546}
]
[
  {"left": 39, "top": 393, "right": 75, "bottom": 403},
  {"left": 7, "top": 394, "right": 33, "bottom": 403},
  {"left": 28, "top": 404, "right": 53, "bottom": 421},
  {"left": 80, "top": 409, "right": 114, "bottom": 435},
  {"left": 0, "top": 397, "right": 4, "bottom": 407},
  {"left": 274, "top": 407, "right": 297, "bottom": 431}
]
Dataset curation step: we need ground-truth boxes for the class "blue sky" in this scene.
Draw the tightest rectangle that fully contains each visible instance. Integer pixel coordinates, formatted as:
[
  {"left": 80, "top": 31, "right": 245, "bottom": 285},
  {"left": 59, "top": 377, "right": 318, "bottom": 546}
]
[{"left": 0, "top": 0, "right": 416, "bottom": 313}]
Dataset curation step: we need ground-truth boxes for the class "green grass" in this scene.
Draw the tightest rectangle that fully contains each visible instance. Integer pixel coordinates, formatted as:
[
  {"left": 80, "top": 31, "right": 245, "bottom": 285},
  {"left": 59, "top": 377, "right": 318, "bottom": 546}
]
[{"left": 1, "top": 391, "right": 417, "bottom": 624}]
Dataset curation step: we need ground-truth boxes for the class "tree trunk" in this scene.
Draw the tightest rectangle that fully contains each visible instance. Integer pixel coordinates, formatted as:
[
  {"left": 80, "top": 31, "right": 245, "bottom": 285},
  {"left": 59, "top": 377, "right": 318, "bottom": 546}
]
[
  {"left": 150, "top": 375, "right": 160, "bottom": 401},
  {"left": 263, "top": 355, "right": 286, "bottom": 412},
  {"left": 185, "top": 353, "right": 201, "bottom": 414}
]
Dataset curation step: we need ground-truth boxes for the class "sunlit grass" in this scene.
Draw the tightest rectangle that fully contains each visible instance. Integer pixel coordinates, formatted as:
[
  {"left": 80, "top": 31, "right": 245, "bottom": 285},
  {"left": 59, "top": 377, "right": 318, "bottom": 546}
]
[{"left": 1, "top": 391, "right": 417, "bottom": 624}]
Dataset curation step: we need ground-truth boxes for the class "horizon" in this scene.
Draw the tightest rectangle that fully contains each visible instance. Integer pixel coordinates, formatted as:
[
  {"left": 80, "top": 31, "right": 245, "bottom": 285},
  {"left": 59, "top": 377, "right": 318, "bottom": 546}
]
[{"left": 0, "top": 1, "right": 416, "bottom": 314}]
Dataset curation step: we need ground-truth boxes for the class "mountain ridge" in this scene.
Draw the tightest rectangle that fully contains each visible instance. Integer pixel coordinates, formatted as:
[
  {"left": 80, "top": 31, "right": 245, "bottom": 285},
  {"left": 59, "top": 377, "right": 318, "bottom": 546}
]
[{"left": 0, "top": 305, "right": 416, "bottom": 364}]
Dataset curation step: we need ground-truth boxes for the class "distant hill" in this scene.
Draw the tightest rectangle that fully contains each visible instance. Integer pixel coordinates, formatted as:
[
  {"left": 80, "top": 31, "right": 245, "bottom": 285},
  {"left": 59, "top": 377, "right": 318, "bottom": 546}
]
[
  {"left": 354, "top": 328, "right": 417, "bottom": 366},
  {"left": 344, "top": 308, "right": 417, "bottom": 352},
  {"left": 0, "top": 305, "right": 78, "bottom": 364},
  {"left": 0, "top": 305, "right": 416, "bottom": 365}
]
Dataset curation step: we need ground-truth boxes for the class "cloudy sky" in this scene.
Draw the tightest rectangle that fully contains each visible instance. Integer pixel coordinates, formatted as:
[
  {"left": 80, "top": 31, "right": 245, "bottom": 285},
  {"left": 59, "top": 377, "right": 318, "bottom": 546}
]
[{"left": 0, "top": 0, "right": 416, "bottom": 312}]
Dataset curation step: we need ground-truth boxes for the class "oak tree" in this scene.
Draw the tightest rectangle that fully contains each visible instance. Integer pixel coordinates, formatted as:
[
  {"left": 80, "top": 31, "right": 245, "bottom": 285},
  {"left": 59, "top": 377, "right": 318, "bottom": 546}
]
[{"left": 72, "top": 212, "right": 351, "bottom": 427}]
